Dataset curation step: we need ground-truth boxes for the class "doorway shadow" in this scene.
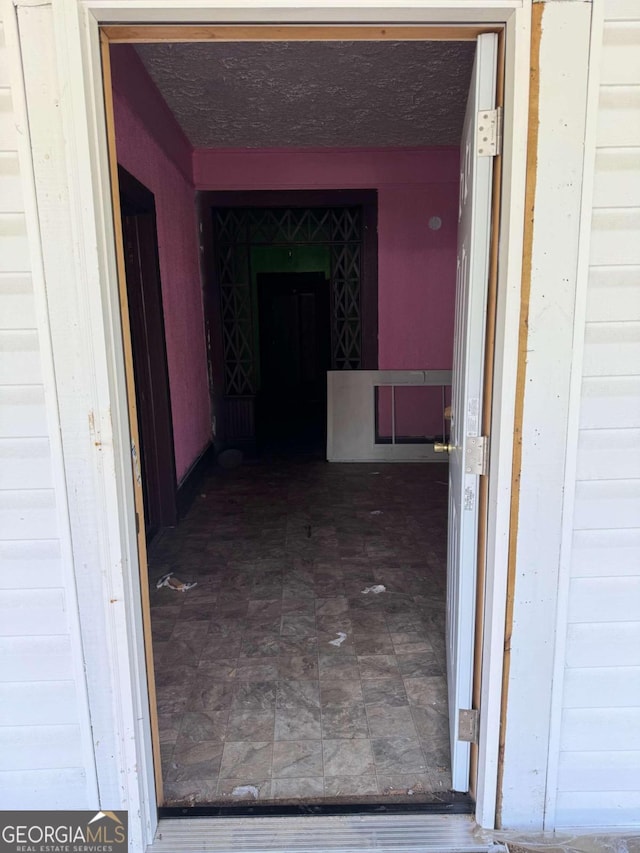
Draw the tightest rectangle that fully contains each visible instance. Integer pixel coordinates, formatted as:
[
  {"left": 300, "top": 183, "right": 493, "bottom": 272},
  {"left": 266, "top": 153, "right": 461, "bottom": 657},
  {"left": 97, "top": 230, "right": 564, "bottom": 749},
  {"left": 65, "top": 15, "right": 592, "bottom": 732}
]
[{"left": 256, "top": 270, "right": 330, "bottom": 458}]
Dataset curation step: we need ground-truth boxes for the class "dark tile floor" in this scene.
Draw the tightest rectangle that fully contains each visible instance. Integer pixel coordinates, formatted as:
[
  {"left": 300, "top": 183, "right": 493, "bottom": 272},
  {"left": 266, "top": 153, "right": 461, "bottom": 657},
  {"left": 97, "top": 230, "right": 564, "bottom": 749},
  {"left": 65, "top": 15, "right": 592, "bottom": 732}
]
[{"left": 148, "top": 458, "right": 453, "bottom": 807}]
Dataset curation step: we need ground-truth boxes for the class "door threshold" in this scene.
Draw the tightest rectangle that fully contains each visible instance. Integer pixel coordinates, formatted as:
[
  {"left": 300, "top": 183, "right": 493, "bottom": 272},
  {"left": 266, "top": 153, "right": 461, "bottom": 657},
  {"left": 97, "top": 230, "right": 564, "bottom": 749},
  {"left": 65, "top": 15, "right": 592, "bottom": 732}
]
[
  {"left": 147, "top": 812, "right": 490, "bottom": 853},
  {"left": 159, "top": 793, "right": 473, "bottom": 819}
]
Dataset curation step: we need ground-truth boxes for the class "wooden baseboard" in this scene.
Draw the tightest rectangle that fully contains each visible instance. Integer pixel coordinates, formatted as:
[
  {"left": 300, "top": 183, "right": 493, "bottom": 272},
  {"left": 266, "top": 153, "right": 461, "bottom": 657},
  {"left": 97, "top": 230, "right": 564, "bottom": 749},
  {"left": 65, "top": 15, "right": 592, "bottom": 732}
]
[{"left": 176, "top": 442, "right": 216, "bottom": 519}]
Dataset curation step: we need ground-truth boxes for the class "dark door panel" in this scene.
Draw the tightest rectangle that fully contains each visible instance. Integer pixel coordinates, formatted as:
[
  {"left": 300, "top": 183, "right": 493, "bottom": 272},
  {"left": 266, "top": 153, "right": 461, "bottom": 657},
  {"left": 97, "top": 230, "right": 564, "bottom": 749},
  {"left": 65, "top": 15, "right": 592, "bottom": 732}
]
[
  {"left": 257, "top": 271, "right": 330, "bottom": 448},
  {"left": 119, "top": 167, "right": 177, "bottom": 536}
]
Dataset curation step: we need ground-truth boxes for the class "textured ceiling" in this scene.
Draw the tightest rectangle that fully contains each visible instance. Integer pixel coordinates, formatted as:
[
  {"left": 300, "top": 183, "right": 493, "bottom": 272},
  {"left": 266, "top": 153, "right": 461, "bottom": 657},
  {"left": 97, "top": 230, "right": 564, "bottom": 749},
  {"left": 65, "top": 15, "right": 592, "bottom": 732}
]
[{"left": 135, "top": 41, "right": 476, "bottom": 148}]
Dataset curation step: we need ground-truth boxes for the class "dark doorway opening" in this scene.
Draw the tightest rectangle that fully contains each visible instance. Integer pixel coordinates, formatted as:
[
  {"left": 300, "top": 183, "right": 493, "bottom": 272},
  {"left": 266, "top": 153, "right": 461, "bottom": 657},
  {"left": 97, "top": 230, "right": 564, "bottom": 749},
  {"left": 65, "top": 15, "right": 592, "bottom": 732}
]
[
  {"left": 199, "top": 190, "right": 378, "bottom": 456},
  {"left": 257, "top": 271, "right": 331, "bottom": 453},
  {"left": 119, "top": 166, "right": 177, "bottom": 537}
]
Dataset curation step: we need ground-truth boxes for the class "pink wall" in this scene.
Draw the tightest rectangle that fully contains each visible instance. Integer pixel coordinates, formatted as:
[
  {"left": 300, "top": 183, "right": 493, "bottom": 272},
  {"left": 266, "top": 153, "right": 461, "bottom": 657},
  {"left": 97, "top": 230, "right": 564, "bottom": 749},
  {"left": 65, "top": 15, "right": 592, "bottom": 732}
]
[
  {"left": 194, "top": 147, "right": 459, "bottom": 436},
  {"left": 110, "top": 42, "right": 458, "bottom": 453},
  {"left": 111, "top": 46, "right": 211, "bottom": 481}
]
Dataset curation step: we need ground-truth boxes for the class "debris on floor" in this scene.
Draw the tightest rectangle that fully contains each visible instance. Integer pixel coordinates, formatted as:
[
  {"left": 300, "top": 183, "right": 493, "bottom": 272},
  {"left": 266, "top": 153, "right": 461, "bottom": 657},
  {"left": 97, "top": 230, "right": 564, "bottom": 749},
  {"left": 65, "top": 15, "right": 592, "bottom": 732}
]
[
  {"left": 362, "top": 584, "right": 386, "bottom": 595},
  {"left": 156, "top": 572, "right": 197, "bottom": 592},
  {"left": 218, "top": 448, "right": 243, "bottom": 469},
  {"left": 175, "top": 792, "right": 197, "bottom": 806},
  {"left": 231, "top": 785, "right": 259, "bottom": 800},
  {"left": 370, "top": 510, "right": 383, "bottom": 515},
  {"left": 382, "top": 782, "right": 426, "bottom": 796},
  {"left": 153, "top": 460, "right": 453, "bottom": 807}
]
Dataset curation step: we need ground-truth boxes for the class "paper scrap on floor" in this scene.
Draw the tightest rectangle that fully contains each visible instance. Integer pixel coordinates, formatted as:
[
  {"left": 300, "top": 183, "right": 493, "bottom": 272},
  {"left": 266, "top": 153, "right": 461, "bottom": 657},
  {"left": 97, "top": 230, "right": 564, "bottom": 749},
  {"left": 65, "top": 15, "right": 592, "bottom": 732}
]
[
  {"left": 231, "top": 785, "right": 259, "bottom": 799},
  {"left": 362, "top": 584, "right": 386, "bottom": 595},
  {"left": 329, "top": 632, "right": 348, "bottom": 647},
  {"left": 156, "top": 572, "right": 197, "bottom": 592}
]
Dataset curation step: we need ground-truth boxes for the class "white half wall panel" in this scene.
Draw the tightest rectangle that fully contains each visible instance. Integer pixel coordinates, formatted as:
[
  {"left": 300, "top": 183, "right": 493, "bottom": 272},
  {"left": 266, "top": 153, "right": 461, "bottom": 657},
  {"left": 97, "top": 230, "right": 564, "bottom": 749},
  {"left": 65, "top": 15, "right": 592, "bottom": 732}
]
[{"left": 327, "top": 370, "right": 452, "bottom": 462}]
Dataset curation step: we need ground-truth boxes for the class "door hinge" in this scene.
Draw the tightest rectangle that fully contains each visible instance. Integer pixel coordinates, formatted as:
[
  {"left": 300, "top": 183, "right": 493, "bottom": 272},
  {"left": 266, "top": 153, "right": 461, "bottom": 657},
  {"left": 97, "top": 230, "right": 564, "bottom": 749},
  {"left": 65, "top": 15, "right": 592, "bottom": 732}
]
[
  {"left": 477, "top": 107, "right": 502, "bottom": 157},
  {"left": 465, "top": 435, "right": 489, "bottom": 476},
  {"left": 135, "top": 512, "right": 140, "bottom": 535},
  {"left": 458, "top": 708, "right": 479, "bottom": 744}
]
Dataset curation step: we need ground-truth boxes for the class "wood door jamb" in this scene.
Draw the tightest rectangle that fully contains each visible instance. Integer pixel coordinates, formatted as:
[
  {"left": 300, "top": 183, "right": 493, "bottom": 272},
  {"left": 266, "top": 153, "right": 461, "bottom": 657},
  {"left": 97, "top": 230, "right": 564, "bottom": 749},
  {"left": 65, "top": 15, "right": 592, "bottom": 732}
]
[{"left": 101, "top": 24, "right": 501, "bottom": 44}]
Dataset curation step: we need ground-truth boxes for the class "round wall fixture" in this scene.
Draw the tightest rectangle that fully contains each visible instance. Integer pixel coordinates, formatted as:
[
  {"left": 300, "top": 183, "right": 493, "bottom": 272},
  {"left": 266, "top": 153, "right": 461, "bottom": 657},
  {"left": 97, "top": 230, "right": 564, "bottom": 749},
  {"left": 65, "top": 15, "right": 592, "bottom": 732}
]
[{"left": 428, "top": 216, "right": 442, "bottom": 231}]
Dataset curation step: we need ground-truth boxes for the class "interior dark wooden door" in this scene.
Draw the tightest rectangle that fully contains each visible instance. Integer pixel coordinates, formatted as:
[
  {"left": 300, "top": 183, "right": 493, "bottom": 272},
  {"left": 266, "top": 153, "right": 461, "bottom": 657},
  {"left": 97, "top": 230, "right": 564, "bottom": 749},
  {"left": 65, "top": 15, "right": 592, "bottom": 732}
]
[
  {"left": 257, "top": 271, "right": 330, "bottom": 446},
  {"left": 119, "top": 167, "right": 177, "bottom": 536}
]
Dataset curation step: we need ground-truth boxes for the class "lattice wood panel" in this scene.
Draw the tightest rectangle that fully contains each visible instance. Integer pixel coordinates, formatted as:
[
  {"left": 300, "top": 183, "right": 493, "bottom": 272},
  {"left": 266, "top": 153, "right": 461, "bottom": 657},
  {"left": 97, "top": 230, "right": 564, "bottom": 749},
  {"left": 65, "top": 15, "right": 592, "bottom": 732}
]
[
  {"left": 214, "top": 206, "right": 363, "bottom": 395},
  {"left": 247, "top": 208, "right": 333, "bottom": 244},
  {"left": 330, "top": 209, "right": 362, "bottom": 370},
  {"left": 215, "top": 226, "right": 254, "bottom": 395}
]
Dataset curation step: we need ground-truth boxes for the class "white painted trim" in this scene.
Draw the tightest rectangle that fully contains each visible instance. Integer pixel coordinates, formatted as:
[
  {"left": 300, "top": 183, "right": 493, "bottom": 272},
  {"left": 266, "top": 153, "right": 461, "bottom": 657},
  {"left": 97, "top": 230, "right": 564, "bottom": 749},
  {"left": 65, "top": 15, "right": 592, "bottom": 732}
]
[
  {"left": 1, "top": 0, "right": 99, "bottom": 806},
  {"left": 16, "top": 0, "right": 531, "bottom": 842},
  {"left": 474, "top": 5, "right": 530, "bottom": 829},
  {"left": 498, "top": 1, "right": 593, "bottom": 830},
  {"left": 77, "top": 8, "right": 159, "bottom": 839},
  {"left": 82, "top": 1, "right": 524, "bottom": 26},
  {"left": 15, "top": 1, "right": 155, "bottom": 846},
  {"left": 543, "top": 0, "right": 604, "bottom": 832},
  {"left": 58, "top": 0, "right": 158, "bottom": 842}
]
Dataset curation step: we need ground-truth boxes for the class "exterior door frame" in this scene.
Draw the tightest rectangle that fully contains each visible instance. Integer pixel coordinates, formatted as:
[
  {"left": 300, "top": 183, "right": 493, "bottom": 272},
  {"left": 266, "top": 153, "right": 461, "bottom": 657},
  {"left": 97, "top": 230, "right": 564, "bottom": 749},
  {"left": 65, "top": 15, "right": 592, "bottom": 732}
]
[{"left": 15, "top": 2, "right": 531, "bottom": 847}]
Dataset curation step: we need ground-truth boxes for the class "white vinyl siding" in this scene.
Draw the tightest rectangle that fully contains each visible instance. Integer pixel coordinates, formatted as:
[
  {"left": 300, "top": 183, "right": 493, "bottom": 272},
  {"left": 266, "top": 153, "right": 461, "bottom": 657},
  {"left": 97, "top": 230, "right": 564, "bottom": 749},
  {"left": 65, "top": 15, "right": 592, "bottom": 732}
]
[
  {"left": 0, "top": 9, "right": 94, "bottom": 809},
  {"left": 556, "top": 0, "right": 640, "bottom": 828}
]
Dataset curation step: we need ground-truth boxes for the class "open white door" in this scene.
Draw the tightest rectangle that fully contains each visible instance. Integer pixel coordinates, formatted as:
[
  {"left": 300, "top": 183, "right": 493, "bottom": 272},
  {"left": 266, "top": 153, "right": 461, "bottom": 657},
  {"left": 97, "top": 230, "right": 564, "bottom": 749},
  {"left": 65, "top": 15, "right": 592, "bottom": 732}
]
[{"left": 445, "top": 32, "right": 498, "bottom": 792}]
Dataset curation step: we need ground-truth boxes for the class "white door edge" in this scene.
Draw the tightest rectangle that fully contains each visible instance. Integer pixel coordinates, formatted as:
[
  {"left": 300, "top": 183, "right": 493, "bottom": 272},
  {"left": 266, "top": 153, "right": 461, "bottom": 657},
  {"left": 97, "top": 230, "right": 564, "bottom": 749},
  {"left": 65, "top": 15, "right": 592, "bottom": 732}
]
[{"left": 447, "top": 31, "right": 498, "bottom": 792}]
